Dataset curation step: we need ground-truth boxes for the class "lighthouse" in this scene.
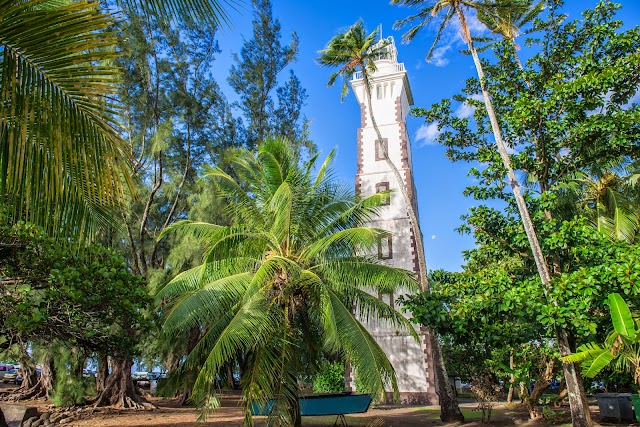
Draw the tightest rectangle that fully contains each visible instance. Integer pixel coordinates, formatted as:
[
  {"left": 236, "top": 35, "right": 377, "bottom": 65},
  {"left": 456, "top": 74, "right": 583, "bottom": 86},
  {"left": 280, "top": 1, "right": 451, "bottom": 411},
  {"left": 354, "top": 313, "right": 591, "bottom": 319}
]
[{"left": 348, "top": 35, "right": 437, "bottom": 405}]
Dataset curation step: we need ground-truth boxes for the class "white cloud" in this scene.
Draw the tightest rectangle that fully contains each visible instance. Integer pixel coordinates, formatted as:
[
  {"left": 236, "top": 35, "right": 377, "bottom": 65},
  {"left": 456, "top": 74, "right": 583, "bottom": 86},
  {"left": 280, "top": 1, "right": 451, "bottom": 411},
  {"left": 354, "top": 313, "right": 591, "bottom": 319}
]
[
  {"left": 431, "top": 235, "right": 437, "bottom": 240},
  {"left": 415, "top": 122, "right": 441, "bottom": 146},
  {"left": 454, "top": 94, "right": 484, "bottom": 119},
  {"left": 464, "top": 12, "right": 488, "bottom": 35},
  {"left": 430, "top": 45, "right": 451, "bottom": 67},
  {"left": 454, "top": 102, "right": 474, "bottom": 119},
  {"left": 425, "top": 10, "right": 488, "bottom": 68}
]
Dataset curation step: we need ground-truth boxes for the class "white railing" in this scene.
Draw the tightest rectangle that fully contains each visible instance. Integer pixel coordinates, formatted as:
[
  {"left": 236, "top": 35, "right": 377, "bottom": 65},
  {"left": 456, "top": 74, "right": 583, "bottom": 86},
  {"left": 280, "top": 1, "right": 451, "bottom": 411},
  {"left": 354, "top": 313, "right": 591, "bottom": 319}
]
[{"left": 351, "top": 63, "right": 405, "bottom": 81}]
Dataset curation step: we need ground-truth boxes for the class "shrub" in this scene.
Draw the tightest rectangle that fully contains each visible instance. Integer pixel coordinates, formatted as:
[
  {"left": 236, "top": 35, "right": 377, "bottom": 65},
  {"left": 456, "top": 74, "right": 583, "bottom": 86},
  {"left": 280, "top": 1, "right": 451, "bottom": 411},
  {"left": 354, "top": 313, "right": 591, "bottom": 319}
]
[{"left": 312, "top": 361, "right": 345, "bottom": 393}]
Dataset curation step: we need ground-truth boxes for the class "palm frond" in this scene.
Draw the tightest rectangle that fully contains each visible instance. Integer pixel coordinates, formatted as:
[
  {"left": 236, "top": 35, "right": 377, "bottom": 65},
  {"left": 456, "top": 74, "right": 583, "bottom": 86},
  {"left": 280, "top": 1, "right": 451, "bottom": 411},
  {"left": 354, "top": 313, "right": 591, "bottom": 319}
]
[
  {"left": 328, "top": 288, "right": 398, "bottom": 400},
  {"left": 159, "top": 220, "right": 224, "bottom": 242},
  {"left": 163, "top": 271, "right": 254, "bottom": 334},
  {"left": 191, "top": 292, "right": 278, "bottom": 406},
  {"left": 317, "top": 258, "right": 418, "bottom": 294},
  {"left": 117, "top": 0, "right": 239, "bottom": 29},
  {"left": 0, "top": 0, "right": 132, "bottom": 239},
  {"left": 301, "top": 227, "right": 381, "bottom": 261}
]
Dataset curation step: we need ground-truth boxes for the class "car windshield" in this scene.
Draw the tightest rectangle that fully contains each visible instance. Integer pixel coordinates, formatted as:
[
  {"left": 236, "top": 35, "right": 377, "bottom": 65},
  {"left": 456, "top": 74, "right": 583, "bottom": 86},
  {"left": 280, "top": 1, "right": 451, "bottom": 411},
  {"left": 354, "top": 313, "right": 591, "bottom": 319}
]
[{"left": 7, "top": 369, "right": 16, "bottom": 374}]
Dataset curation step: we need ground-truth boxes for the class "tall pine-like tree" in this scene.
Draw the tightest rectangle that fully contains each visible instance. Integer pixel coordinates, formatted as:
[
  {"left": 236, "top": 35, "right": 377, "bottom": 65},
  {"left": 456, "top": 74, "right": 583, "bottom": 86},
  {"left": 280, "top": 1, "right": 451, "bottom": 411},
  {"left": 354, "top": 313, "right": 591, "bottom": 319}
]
[{"left": 228, "top": 0, "right": 314, "bottom": 154}]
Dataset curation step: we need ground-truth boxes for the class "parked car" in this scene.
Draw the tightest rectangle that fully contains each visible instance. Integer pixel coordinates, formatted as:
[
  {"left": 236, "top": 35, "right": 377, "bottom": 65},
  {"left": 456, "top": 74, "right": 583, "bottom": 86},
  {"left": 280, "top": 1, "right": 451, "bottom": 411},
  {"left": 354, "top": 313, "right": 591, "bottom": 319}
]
[
  {"left": 2, "top": 369, "right": 21, "bottom": 384},
  {"left": 132, "top": 371, "right": 150, "bottom": 381},
  {"left": 0, "top": 364, "right": 14, "bottom": 380}
]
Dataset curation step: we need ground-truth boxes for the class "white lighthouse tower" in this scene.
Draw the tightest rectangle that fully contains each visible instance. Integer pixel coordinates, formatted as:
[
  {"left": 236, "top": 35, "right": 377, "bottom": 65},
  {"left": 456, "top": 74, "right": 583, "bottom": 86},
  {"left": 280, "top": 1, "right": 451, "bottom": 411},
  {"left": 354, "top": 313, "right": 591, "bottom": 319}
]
[{"left": 348, "top": 35, "right": 437, "bottom": 404}]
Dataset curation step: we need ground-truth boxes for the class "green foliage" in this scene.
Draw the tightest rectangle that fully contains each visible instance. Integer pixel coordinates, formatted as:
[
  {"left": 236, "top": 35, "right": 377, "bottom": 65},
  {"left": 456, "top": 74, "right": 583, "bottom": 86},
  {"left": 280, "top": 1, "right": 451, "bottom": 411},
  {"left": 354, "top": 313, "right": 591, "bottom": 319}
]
[
  {"left": 113, "top": 10, "right": 242, "bottom": 277},
  {"left": 312, "top": 361, "right": 345, "bottom": 393},
  {"left": 402, "top": 4, "right": 640, "bottom": 391},
  {"left": 317, "top": 20, "right": 387, "bottom": 101},
  {"left": 412, "top": 1, "right": 640, "bottom": 208},
  {"left": 563, "top": 293, "right": 640, "bottom": 385},
  {"left": 0, "top": 221, "right": 151, "bottom": 357},
  {"left": 50, "top": 348, "right": 87, "bottom": 407},
  {"left": 228, "top": 0, "right": 313, "bottom": 153},
  {"left": 0, "top": 0, "right": 132, "bottom": 240},
  {"left": 159, "top": 139, "right": 418, "bottom": 424}
]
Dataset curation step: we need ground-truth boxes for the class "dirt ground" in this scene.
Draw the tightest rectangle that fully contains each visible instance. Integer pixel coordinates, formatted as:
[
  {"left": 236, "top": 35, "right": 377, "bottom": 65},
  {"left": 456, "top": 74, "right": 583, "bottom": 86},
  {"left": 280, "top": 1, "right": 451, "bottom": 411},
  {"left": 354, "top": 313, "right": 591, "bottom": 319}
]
[
  {"left": 69, "top": 396, "right": 548, "bottom": 427},
  {"left": 0, "top": 382, "right": 583, "bottom": 427}
]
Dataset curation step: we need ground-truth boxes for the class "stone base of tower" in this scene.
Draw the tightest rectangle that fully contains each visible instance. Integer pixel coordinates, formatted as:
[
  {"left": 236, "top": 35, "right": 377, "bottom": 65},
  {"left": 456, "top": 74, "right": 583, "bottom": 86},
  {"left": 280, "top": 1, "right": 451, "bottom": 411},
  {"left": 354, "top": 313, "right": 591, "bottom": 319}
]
[
  {"left": 345, "top": 330, "right": 438, "bottom": 405},
  {"left": 375, "top": 332, "right": 438, "bottom": 405}
]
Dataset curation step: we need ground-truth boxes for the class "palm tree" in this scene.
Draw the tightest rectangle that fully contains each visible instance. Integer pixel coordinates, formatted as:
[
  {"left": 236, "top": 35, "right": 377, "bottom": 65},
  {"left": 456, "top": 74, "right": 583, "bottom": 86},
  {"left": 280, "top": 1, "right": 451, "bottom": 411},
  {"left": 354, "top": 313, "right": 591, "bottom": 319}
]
[
  {"left": 317, "top": 21, "right": 464, "bottom": 422},
  {"left": 392, "top": 2, "right": 592, "bottom": 426},
  {"left": 0, "top": 0, "right": 235, "bottom": 240},
  {"left": 554, "top": 162, "right": 640, "bottom": 243},
  {"left": 1, "top": 0, "right": 237, "bottom": 414},
  {"left": 475, "top": 0, "right": 545, "bottom": 69},
  {"left": 158, "top": 139, "right": 419, "bottom": 426},
  {"left": 0, "top": 0, "right": 131, "bottom": 239}
]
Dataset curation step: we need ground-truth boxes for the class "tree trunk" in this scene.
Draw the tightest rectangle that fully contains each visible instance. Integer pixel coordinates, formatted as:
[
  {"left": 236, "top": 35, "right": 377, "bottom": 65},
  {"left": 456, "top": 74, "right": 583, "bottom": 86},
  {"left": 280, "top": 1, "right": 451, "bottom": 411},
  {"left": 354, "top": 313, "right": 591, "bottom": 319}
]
[
  {"left": 291, "top": 395, "right": 302, "bottom": 427},
  {"left": 179, "top": 386, "right": 193, "bottom": 406},
  {"left": 40, "top": 352, "right": 55, "bottom": 399},
  {"left": 455, "top": 7, "right": 592, "bottom": 427},
  {"left": 17, "top": 346, "right": 38, "bottom": 391},
  {"left": 96, "top": 354, "right": 108, "bottom": 394},
  {"left": 526, "top": 358, "right": 555, "bottom": 419},
  {"left": 226, "top": 364, "right": 235, "bottom": 390},
  {"left": 556, "top": 327, "right": 592, "bottom": 427},
  {"left": 430, "top": 333, "right": 464, "bottom": 422},
  {"left": 361, "top": 69, "right": 464, "bottom": 422},
  {"left": 507, "top": 353, "right": 515, "bottom": 403},
  {"left": 94, "top": 358, "right": 153, "bottom": 409},
  {"left": 180, "top": 326, "right": 201, "bottom": 405},
  {"left": 2, "top": 344, "right": 47, "bottom": 401}
]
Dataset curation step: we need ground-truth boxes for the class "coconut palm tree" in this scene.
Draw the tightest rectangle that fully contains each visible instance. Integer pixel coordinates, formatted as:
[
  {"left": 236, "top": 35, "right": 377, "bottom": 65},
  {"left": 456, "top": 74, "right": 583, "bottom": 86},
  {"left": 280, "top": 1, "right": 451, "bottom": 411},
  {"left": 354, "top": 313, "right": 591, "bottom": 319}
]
[
  {"left": 391, "top": 2, "right": 592, "bottom": 426},
  {"left": 475, "top": 0, "right": 545, "bottom": 69},
  {"left": 317, "top": 21, "right": 431, "bottom": 291},
  {"left": 158, "top": 138, "right": 419, "bottom": 427},
  {"left": 0, "top": 0, "right": 235, "bottom": 240},
  {"left": 317, "top": 21, "right": 464, "bottom": 422},
  {"left": 553, "top": 161, "right": 640, "bottom": 243}
]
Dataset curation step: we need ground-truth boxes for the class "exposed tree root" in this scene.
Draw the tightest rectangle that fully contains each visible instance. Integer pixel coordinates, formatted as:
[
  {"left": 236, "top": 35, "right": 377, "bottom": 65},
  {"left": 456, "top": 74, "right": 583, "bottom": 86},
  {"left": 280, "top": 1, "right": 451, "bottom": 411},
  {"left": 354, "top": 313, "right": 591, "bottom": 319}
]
[
  {"left": 0, "top": 380, "right": 46, "bottom": 401},
  {"left": 93, "top": 358, "right": 155, "bottom": 410}
]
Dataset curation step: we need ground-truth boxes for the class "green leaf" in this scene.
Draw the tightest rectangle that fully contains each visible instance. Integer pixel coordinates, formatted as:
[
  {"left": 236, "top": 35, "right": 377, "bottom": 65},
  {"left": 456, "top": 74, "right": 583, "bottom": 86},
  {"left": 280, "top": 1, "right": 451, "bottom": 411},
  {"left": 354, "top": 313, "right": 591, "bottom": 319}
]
[{"left": 608, "top": 293, "right": 636, "bottom": 339}]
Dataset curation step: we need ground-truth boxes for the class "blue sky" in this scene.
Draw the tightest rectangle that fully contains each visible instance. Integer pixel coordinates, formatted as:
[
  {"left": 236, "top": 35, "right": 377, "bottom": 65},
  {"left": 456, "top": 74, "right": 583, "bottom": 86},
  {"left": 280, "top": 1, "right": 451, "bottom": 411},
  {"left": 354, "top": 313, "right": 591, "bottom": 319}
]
[{"left": 214, "top": 0, "right": 640, "bottom": 272}]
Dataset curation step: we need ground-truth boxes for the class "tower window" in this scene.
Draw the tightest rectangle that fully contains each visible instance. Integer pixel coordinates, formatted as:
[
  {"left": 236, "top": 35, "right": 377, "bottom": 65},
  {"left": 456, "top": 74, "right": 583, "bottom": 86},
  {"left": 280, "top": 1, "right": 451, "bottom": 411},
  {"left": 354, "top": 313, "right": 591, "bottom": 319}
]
[
  {"left": 378, "top": 234, "right": 393, "bottom": 260},
  {"left": 375, "top": 139, "right": 388, "bottom": 161},
  {"left": 376, "top": 182, "right": 390, "bottom": 206},
  {"left": 376, "top": 85, "right": 382, "bottom": 99}
]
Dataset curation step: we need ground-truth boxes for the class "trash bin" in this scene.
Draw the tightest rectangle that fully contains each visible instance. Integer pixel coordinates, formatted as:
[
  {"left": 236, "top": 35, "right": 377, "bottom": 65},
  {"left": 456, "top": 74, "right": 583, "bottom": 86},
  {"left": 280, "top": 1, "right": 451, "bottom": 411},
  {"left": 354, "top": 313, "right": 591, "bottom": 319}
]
[
  {"left": 596, "top": 393, "right": 634, "bottom": 421},
  {"left": 631, "top": 395, "right": 640, "bottom": 421}
]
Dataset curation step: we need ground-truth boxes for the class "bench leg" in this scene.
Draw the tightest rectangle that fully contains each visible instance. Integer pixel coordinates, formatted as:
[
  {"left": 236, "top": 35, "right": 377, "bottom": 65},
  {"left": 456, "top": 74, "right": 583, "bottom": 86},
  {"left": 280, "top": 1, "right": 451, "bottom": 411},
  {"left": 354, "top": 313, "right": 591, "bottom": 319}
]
[{"left": 333, "top": 414, "right": 348, "bottom": 427}]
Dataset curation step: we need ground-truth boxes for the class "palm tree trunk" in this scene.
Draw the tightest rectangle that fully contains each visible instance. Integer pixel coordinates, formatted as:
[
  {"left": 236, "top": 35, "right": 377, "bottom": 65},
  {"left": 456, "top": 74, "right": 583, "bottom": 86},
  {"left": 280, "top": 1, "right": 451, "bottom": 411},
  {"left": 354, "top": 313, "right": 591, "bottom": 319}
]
[
  {"left": 361, "top": 72, "right": 464, "bottom": 422},
  {"left": 456, "top": 8, "right": 592, "bottom": 427}
]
